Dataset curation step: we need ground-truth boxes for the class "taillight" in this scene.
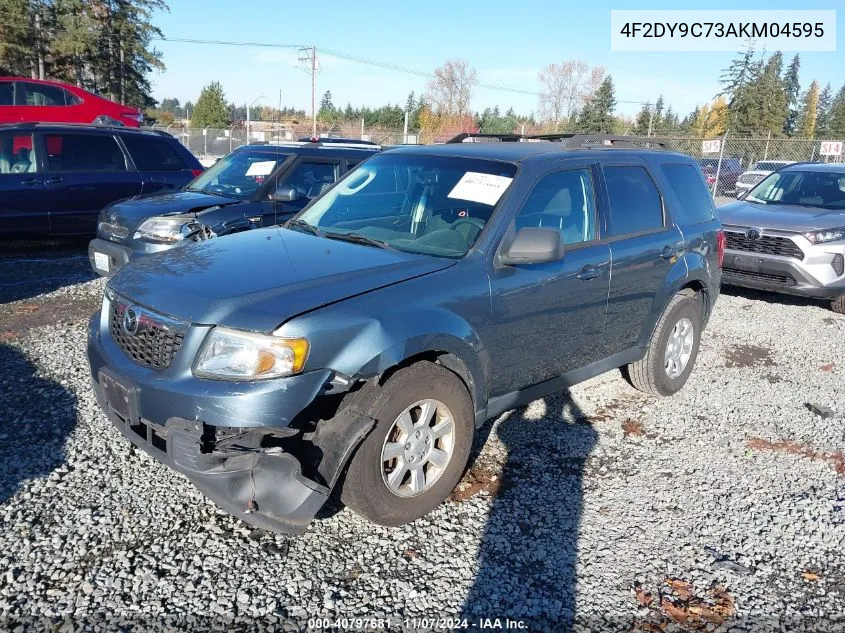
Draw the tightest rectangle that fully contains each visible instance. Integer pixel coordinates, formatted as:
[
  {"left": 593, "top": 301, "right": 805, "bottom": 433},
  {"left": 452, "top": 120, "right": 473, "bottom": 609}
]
[
  {"left": 716, "top": 230, "right": 726, "bottom": 268},
  {"left": 191, "top": 169, "right": 203, "bottom": 177}
]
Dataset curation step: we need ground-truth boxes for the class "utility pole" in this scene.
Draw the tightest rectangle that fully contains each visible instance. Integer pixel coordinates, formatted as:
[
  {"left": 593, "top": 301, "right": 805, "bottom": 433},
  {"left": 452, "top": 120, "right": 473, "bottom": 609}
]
[
  {"left": 403, "top": 111, "right": 409, "bottom": 144},
  {"left": 647, "top": 108, "right": 654, "bottom": 137},
  {"left": 298, "top": 46, "right": 319, "bottom": 139}
]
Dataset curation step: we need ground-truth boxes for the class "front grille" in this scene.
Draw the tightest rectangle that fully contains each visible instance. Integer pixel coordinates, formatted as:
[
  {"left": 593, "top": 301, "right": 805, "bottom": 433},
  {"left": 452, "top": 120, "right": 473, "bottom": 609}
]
[
  {"left": 98, "top": 221, "right": 129, "bottom": 242},
  {"left": 109, "top": 298, "right": 187, "bottom": 369},
  {"left": 723, "top": 267, "right": 796, "bottom": 286},
  {"left": 724, "top": 231, "right": 804, "bottom": 260}
]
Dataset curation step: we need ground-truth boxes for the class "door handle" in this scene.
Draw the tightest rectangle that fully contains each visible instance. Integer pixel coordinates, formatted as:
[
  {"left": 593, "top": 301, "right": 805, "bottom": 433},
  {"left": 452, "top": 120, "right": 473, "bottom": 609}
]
[
  {"left": 576, "top": 265, "right": 601, "bottom": 280},
  {"left": 660, "top": 245, "right": 680, "bottom": 260},
  {"left": 45, "top": 176, "right": 64, "bottom": 185},
  {"left": 20, "top": 177, "right": 40, "bottom": 186}
]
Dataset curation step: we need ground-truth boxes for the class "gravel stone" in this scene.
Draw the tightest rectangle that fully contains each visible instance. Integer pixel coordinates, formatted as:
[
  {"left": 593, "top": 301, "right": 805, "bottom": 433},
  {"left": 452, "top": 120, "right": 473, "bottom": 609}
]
[{"left": 0, "top": 248, "right": 843, "bottom": 631}]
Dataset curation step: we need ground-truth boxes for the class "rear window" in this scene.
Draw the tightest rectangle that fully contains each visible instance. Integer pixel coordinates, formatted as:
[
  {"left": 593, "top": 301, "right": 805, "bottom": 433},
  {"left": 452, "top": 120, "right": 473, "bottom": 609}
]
[
  {"left": 603, "top": 165, "right": 664, "bottom": 237},
  {"left": 18, "top": 82, "right": 75, "bottom": 106},
  {"left": 121, "top": 134, "right": 188, "bottom": 171},
  {"left": 660, "top": 163, "right": 716, "bottom": 225}
]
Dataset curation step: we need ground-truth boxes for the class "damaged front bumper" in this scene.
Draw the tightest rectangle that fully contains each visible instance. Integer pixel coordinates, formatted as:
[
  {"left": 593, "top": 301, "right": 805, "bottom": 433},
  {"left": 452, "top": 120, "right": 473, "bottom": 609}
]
[{"left": 87, "top": 309, "right": 373, "bottom": 534}]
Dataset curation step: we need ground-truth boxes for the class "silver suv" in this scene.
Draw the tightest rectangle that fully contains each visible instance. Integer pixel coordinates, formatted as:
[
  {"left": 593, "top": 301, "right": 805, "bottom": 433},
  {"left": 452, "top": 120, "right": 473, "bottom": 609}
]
[{"left": 719, "top": 163, "right": 845, "bottom": 313}]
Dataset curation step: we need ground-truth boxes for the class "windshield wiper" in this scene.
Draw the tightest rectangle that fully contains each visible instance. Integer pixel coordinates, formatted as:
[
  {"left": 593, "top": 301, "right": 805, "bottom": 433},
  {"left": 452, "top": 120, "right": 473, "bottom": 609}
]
[
  {"left": 285, "top": 218, "right": 323, "bottom": 236},
  {"left": 324, "top": 231, "right": 396, "bottom": 251}
]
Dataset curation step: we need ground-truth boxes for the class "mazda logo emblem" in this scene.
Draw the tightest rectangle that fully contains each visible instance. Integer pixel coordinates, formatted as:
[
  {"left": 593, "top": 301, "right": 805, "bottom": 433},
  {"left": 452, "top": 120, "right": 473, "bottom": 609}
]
[
  {"left": 122, "top": 305, "right": 140, "bottom": 336},
  {"left": 745, "top": 228, "right": 762, "bottom": 240}
]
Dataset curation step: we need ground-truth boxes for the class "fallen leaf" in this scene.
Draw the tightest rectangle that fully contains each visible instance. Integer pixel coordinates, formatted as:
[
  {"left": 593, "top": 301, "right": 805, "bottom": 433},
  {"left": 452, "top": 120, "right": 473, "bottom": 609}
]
[
  {"left": 801, "top": 571, "right": 820, "bottom": 581},
  {"left": 13, "top": 303, "right": 39, "bottom": 314},
  {"left": 666, "top": 578, "right": 693, "bottom": 601},
  {"left": 660, "top": 596, "right": 688, "bottom": 624},
  {"left": 634, "top": 583, "right": 654, "bottom": 607},
  {"left": 820, "top": 363, "right": 835, "bottom": 372},
  {"left": 401, "top": 548, "right": 418, "bottom": 561},
  {"left": 688, "top": 604, "right": 725, "bottom": 625},
  {"left": 622, "top": 418, "right": 645, "bottom": 437}
]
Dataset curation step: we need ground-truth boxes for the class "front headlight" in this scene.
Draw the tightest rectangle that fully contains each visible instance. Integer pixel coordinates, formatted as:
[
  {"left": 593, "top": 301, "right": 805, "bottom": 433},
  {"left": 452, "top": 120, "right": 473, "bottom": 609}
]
[
  {"left": 134, "top": 216, "right": 193, "bottom": 243},
  {"left": 194, "top": 327, "right": 309, "bottom": 380},
  {"left": 803, "top": 228, "right": 845, "bottom": 244}
]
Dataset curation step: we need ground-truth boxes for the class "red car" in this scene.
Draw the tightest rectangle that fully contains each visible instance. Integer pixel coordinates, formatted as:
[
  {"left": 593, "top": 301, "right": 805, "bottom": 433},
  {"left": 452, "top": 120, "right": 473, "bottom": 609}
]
[{"left": 0, "top": 77, "right": 143, "bottom": 128}]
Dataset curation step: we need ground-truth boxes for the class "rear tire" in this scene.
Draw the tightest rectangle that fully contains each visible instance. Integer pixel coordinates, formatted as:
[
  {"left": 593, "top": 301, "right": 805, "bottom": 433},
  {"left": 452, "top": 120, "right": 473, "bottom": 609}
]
[
  {"left": 831, "top": 296, "right": 845, "bottom": 314},
  {"left": 626, "top": 291, "right": 702, "bottom": 397},
  {"left": 340, "top": 361, "right": 474, "bottom": 526}
]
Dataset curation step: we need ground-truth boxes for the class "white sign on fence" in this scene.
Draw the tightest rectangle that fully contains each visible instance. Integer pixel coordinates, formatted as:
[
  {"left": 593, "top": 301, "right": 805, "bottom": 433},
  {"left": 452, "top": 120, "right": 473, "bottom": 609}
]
[
  {"left": 701, "top": 139, "right": 721, "bottom": 154},
  {"left": 202, "top": 128, "right": 207, "bottom": 136},
  {"left": 820, "top": 141, "right": 843, "bottom": 157}
]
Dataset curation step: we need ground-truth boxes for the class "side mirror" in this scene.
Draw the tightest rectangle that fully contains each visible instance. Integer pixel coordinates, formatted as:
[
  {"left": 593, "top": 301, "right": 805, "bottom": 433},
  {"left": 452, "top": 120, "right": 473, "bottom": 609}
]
[
  {"left": 272, "top": 187, "right": 299, "bottom": 203},
  {"left": 499, "top": 227, "right": 564, "bottom": 265}
]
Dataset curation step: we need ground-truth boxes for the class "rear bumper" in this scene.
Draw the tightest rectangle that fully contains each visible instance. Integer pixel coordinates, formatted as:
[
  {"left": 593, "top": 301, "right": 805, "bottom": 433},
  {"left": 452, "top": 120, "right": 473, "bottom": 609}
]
[{"left": 722, "top": 249, "right": 845, "bottom": 300}]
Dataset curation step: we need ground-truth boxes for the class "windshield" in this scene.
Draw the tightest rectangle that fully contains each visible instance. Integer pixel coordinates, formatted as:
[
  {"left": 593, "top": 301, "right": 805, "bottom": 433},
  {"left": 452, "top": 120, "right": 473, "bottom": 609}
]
[
  {"left": 747, "top": 170, "right": 845, "bottom": 209},
  {"left": 752, "top": 161, "right": 789, "bottom": 172},
  {"left": 187, "top": 149, "right": 290, "bottom": 199},
  {"left": 294, "top": 154, "right": 517, "bottom": 258}
]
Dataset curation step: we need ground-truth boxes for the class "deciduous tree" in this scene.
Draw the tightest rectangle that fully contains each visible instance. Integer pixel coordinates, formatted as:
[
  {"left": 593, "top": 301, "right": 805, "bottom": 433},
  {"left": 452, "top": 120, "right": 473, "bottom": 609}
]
[{"left": 426, "top": 58, "right": 476, "bottom": 117}]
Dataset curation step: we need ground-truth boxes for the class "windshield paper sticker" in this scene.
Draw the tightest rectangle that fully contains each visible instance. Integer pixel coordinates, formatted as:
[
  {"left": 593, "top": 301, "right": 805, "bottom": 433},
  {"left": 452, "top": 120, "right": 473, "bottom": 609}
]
[
  {"left": 245, "top": 160, "right": 277, "bottom": 177},
  {"left": 448, "top": 172, "right": 513, "bottom": 206}
]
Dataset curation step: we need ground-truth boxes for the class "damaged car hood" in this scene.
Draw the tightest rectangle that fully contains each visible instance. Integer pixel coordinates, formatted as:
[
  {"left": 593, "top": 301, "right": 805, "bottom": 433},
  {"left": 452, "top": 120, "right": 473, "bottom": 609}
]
[
  {"left": 718, "top": 200, "right": 845, "bottom": 233},
  {"left": 108, "top": 227, "right": 457, "bottom": 331},
  {"left": 103, "top": 190, "right": 240, "bottom": 230}
]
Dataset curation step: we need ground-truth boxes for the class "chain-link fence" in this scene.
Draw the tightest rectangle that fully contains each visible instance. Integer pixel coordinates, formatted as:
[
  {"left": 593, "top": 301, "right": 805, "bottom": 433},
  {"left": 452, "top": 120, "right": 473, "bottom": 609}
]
[{"left": 151, "top": 124, "right": 845, "bottom": 198}]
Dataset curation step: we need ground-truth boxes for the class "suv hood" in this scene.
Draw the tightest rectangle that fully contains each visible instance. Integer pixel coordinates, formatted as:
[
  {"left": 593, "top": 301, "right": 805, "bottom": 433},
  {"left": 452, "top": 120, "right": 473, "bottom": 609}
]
[
  {"left": 718, "top": 200, "right": 845, "bottom": 233},
  {"left": 108, "top": 227, "right": 456, "bottom": 331},
  {"left": 103, "top": 190, "right": 241, "bottom": 230}
]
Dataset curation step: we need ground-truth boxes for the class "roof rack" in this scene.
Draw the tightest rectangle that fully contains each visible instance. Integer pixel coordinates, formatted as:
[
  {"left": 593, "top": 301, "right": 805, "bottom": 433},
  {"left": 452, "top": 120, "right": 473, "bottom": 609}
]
[
  {"left": 248, "top": 139, "right": 381, "bottom": 150},
  {"left": 446, "top": 132, "right": 670, "bottom": 150}
]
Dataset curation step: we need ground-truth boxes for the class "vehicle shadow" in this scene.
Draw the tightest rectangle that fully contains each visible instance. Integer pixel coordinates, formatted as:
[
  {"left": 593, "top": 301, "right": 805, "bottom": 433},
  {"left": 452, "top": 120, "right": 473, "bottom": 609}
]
[
  {"left": 460, "top": 390, "right": 598, "bottom": 631},
  {"left": 0, "top": 239, "right": 94, "bottom": 304},
  {"left": 720, "top": 284, "right": 831, "bottom": 310},
  {"left": 0, "top": 343, "right": 77, "bottom": 505}
]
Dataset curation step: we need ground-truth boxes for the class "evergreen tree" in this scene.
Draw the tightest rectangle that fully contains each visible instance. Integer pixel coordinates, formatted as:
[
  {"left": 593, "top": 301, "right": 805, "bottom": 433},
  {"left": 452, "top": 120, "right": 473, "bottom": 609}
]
[
  {"left": 815, "top": 83, "right": 833, "bottom": 138},
  {"left": 796, "top": 80, "right": 820, "bottom": 138},
  {"left": 632, "top": 101, "right": 652, "bottom": 136},
  {"left": 191, "top": 81, "right": 230, "bottom": 128},
  {"left": 653, "top": 95, "right": 665, "bottom": 129},
  {"left": 405, "top": 91, "right": 416, "bottom": 113},
  {"left": 755, "top": 52, "right": 788, "bottom": 135},
  {"left": 829, "top": 85, "right": 845, "bottom": 137},
  {"left": 577, "top": 76, "right": 615, "bottom": 133},
  {"left": 318, "top": 90, "right": 335, "bottom": 121},
  {"left": 782, "top": 54, "right": 801, "bottom": 135}
]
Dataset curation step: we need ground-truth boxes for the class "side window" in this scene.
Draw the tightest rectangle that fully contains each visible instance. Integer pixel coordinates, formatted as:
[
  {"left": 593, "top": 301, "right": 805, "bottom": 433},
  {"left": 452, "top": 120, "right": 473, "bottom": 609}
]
[
  {"left": 0, "top": 133, "right": 36, "bottom": 174},
  {"left": 283, "top": 161, "right": 338, "bottom": 199},
  {"left": 19, "top": 82, "right": 69, "bottom": 106},
  {"left": 121, "top": 134, "right": 188, "bottom": 170},
  {"left": 43, "top": 133, "right": 127, "bottom": 172},
  {"left": 513, "top": 169, "right": 597, "bottom": 246},
  {"left": 603, "top": 165, "right": 664, "bottom": 237},
  {"left": 0, "top": 82, "right": 13, "bottom": 106},
  {"left": 659, "top": 163, "right": 716, "bottom": 225}
]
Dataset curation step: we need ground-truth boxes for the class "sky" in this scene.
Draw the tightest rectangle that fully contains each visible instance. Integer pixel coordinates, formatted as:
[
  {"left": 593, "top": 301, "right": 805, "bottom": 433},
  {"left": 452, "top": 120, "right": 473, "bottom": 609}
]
[{"left": 148, "top": 0, "right": 844, "bottom": 119}]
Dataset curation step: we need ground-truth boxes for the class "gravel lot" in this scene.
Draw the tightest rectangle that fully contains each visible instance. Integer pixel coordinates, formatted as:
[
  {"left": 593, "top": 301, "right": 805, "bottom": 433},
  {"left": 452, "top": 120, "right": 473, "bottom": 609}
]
[{"left": 0, "top": 240, "right": 843, "bottom": 632}]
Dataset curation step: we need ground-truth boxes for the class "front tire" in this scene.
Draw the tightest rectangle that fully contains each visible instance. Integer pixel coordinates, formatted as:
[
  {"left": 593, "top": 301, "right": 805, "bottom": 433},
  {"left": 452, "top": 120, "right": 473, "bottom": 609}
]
[
  {"left": 831, "top": 296, "right": 845, "bottom": 314},
  {"left": 626, "top": 291, "right": 702, "bottom": 397},
  {"left": 340, "top": 361, "right": 474, "bottom": 526}
]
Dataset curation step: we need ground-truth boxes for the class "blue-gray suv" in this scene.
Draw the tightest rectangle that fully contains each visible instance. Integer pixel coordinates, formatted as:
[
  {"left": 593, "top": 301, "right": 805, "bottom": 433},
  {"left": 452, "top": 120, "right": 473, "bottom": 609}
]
[{"left": 87, "top": 133, "right": 724, "bottom": 534}]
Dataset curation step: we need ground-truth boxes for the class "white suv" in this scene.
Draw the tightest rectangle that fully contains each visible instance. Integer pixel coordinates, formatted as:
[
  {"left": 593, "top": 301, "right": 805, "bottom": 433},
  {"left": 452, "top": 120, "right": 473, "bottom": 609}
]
[{"left": 735, "top": 160, "right": 795, "bottom": 197}]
